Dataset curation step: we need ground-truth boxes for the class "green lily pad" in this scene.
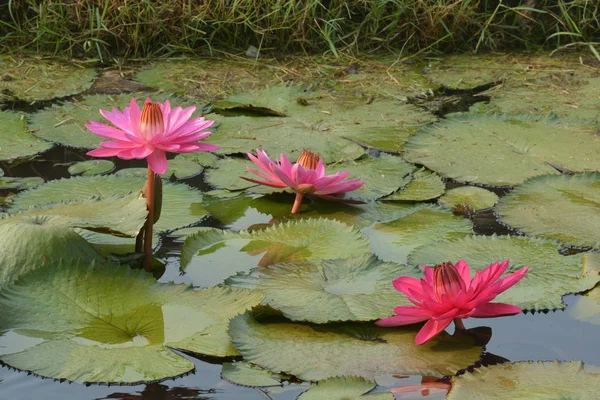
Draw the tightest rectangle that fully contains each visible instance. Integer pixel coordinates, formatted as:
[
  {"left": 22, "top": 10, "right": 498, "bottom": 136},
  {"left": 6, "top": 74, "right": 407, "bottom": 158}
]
[
  {"left": 226, "top": 254, "right": 419, "bottom": 323},
  {"left": 215, "top": 84, "right": 309, "bottom": 116},
  {"left": 0, "top": 56, "right": 96, "bottom": 102},
  {"left": 447, "top": 361, "right": 600, "bottom": 400},
  {"left": 568, "top": 283, "right": 600, "bottom": 326},
  {"left": 326, "top": 154, "right": 414, "bottom": 201},
  {"left": 68, "top": 160, "right": 115, "bottom": 176},
  {"left": 29, "top": 93, "right": 207, "bottom": 149},
  {"left": 204, "top": 157, "right": 259, "bottom": 191},
  {"left": 114, "top": 168, "right": 148, "bottom": 178},
  {"left": 0, "top": 260, "right": 263, "bottom": 383},
  {"left": 361, "top": 207, "right": 473, "bottom": 264},
  {"left": 439, "top": 186, "right": 499, "bottom": 211},
  {"left": 163, "top": 158, "right": 204, "bottom": 180},
  {"left": 181, "top": 219, "right": 371, "bottom": 288},
  {"left": 408, "top": 235, "right": 600, "bottom": 311},
  {"left": 0, "top": 176, "right": 44, "bottom": 190},
  {"left": 382, "top": 169, "right": 445, "bottom": 201},
  {"left": 496, "top": 172, "right": 600, "bottom": 249},
  {"left": 174, "top": 151, "right": 219, "bottom": 167},
  {"left": 9, "top": 175, "right": 206, "bottom": 236},
  {"left": 0, "top": 111, "right": 53, "bottom": 161},
  {"left": 221, "top": 361, "right": 283, "bottom": 387},
  {"left": 298, "top": 376, "right": 385, "bottom": 400},
  {"left": 228, "top": 312, "right": 482, "bottom": 381},
  {"left": 403, "top": 114, "right": 600, "bottom": 186}
]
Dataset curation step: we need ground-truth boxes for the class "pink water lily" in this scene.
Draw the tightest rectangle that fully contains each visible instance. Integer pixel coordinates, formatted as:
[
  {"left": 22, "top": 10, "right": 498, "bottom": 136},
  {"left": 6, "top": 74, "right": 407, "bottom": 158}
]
[
  {"left": 86, "top": 98, "right": 217, "bottom": 174},
  {"left": 376, "top": 260, "right": 528, "bottom": 345},
  {"left": 242, "top": 149, "right": 365, "bottom": 213}
]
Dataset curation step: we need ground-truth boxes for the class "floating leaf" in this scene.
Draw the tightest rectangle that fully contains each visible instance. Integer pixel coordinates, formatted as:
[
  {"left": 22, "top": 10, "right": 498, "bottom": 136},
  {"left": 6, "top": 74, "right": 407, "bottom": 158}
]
[
  {"left": 221, "top": 361, "right": 282, "bottom": 387},
  {"left": 408, "top": 235, "right": 600, "bottom": 310},
  {"left": 29, "top": 93, "right": 206, "bottom": 149},
  {"left": 403, "top": 114, "right": 600, "bottom": 186},
  {"left": 361, "top": 207, "right": 472, "bottom": 264},
  {"left": 163, "top": 158, "right": 203, "bottom": 180},
  {"left": 181, "top": 219, "right": 371, "bottom": 288},
  {"left": 215, "top": 84, "right": 309, "bottom": 116},
  {"left": 0, "top": 261, "right": 263, "bottom": 383},
  {"left": 382, "top": 169, "right": 445, "bottom": 201},
  {"left": 496, "top": 172, "right": 600, "bottom": 249},
  {"left": 297, "top": 376, "right": 379, "bottom": 400},
  {"left": 228, "top": 313, "right": 482, "bottom": 381},
  {"left": 227, "top": 255, "right": 418, "bottom": 323},
  {"left": 204, "top": 157, "right": 258, "bottom": 191},
  {"left": 0, "top": 111, "right": 53, "bottom": 161},
  {"left": 68, "top": 160, "right": 115, "bottom": 176},
  {"left": 439, "top": 186, "right": 499, "bottom": 211},
  {"left": 0, "top": 56, "right": 96, "bottom": 102},
  {"left": 115, "top": 168, "right": 148, "bottom": 178},
  {"left": 447, "top": 361, "right": 600, "bottom": 400},
  {"left": 0, "top": 176, "right": 44, "bottom": 190}
]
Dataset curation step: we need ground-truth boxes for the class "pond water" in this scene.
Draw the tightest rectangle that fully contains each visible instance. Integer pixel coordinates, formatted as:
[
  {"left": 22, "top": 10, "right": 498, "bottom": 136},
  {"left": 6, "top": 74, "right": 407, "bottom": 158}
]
[{"left": 0, "top": 53, "right": 599, "bottom": 399}]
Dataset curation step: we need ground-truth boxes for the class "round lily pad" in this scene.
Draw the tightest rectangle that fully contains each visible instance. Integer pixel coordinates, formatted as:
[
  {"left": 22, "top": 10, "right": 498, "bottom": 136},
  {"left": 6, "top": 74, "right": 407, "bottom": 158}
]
[
  {"left": 0, "top": 56, "right": 96, "bottom": 102},
  {"left": 496, "top": 172, "right": 600, "bottom": 249},
  {"left": 439, "top": 186, "right": 499, "bottom": 211},
  {"left": 403, "top": 114, "right": 600, "bottom": 186},
  {"left": 408, "top": 234, "right": 600, "bottom": 311},
  {"left": 0, "top": 176, "right": 44, "bottom": 190},
  {"left": 28, "top": 93, "right": 207, "bottom": 149},
  {"left": 361, "top": 206, "right": 473, "bottom": 264},
  {"left": 228, "top": 312, "right": 482, "bottom": 381},
  {"left": 447, "top": 361, "right": 600, "bottom": 400},
  {"left": 227, "top": 255, "right": 419, "bottom": 323},
  {"left": 298, "top": 376, "right": 384, "bottom": 400},
  {"left": 163, "top": 158, "right": 203, "bottom": 180},
  {"left": 382, "top": 169, "right": 445, "bottom": 201},
  {"left": 180, "top": 219, "right": 371, "bottom": 288},
  {"left": 221, "top": 361, "right": 283, "bottom": 387},
  {"left": 0, "top": 111, "right": 53, "bottom": 161},
  {"left": 0, "top": 260, "right": 263, "bottom": 383},
  {"left": 115, "top": 168, "right": 148, "bottom": 178},
  {"left": 68, "top": 160, "right": 115, "bottom": 176}
]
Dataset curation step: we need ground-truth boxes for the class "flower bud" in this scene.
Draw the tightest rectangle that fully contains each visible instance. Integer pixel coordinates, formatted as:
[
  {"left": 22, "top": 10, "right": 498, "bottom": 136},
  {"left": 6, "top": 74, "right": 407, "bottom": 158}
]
[
  {"left": 433, "top": 262, "right": 464, "bottom": 300},
  {"left": 140, "top": 102, "right": 164, "bottom": 140}
]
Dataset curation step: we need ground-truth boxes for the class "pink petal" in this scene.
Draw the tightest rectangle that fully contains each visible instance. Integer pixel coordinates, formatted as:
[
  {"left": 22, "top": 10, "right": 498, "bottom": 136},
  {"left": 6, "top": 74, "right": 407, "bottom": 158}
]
[
  {"left": 392, "top": 276, "right": 423, "bottom": 296},
  {"left": 471, "top": 302, "right": 522, "bottom": 318},
  {"left": 415, "top": 318, "right": 453, "bottom": 345},
  {"left": 85, "top": 121, "right": 128, "bottom": 141},
  {"left": 454, "top": 260, "right": 472, "bottom": 286},
  {"left": 128, "top": 98, "right": 141, "bottom": 135},
  {"left": 146, "top": 150, "right": 168, "bottom": 174},
  {"left": 87, "top": 148, "right": 121, "bottom": 157},
  {"left": 376, "top": 308, "right": 430, "bottom": 327},
  {"left": 100, "top": 108, "right": 136, "bottom": 135},
  {"left": 498, "top": 266, "right": 528, "bottom": 291},
  {"left": 131, "top": 145, "right": 154, "bottom": 158},
  {"left": 240, "top": 176, "right": 288, "bottom": 188}
]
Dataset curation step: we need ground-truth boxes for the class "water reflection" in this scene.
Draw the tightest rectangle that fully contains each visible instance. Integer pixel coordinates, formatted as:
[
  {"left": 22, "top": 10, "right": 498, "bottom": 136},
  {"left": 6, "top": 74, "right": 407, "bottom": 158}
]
[{"left": 100, "top": 383, "right": 214, "bottom": 400}]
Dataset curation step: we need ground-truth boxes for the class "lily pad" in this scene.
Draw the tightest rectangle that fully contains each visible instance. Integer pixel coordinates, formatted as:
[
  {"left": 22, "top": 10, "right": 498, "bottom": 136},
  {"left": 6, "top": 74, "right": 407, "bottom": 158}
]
[
  {"left": 408, "top": 235, "right": 600, "bottom": 311},
  {"left": 29, "top": 93, "right": 207, "bottom": 149},
  {"left": 228, "top": 313, "right": 482, "bottom": 381},
  {"left": 447, "top": 361, "right": 600, "bottom": 400},
  {"left": 361, "top": 207, "right": 473, "bottom": 264},
  {"left": 204, "top": 157, "right": 259, "bottom": 191},
  {"left": 115, "top": 168, "right": 149, "bottom": 178},
  {"left": 298, "top": 376, "right": 384, "bottom": 400},
  {"left": 68, "top": 160, "right": 115, "bottom": 176},
  {"left": 163, "top": 158, "right": 204, "bottom": 180},
  {"left": 439, "top": 186, "right": 499, "bottom": 211},
  {"left": 0, "top": 56, "right": 96, "bottom": 102},
  {"left": 0, "top": 260, "right": 263, "bottom": 383},
  {"left": 382, "top": 169, "right": 445, "bottom": 201},
  {"left": 496, "top": 172, "right": 600, "bottom": 249},
  {"left": 180, "top": 219, "right": 371, "bottom": 288},
  {"left": 9, "top": 175, "right": 206, "bottom": 236},
  {"left": 0, "top": 111, "right": 53, "bottom": 161},
  {"left": 0, "top": 176, "right": 44, "bottom": 190},
  {"left": 226, "top": 255, "right": 418, "bottom": 323},
  {"left": 221, "top": 361, "right": 283, "bottom": 387},
  {"left": 402, "top": 114, "right": 600, "bottom": 186}
]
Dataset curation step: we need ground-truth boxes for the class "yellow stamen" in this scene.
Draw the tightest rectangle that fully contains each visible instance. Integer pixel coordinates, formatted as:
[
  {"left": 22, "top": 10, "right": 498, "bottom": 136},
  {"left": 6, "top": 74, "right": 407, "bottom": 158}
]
[
  {"left": 140, "top": 102, "right": 164, "bottom": 140},
  {"left": 297, "top": 149, "right": 321, "bottom": 170}
]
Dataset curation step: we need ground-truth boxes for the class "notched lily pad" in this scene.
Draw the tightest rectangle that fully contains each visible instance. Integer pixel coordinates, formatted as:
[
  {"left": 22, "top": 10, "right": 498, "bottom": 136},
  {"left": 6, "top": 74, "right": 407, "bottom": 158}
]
[
  {"left": 439, "top": 186, "right": 499, "bottom": 212},
  {"left": 68, "top": 160, "right": 115, "bottom": 176},
  {"left": 221, "top": 361, "right": 283, "bottom": 387},
  {"left": 0, "top": 111, "right": 53, "bottom": 162},
  {"left": 408, "top": 234, "right": 600, "bottom": 311},
  {"left": 382, "top": 168, "right": 445, "bottom": 201},
  {"left": 496, "top": 172, "right": 600, "bottom": 249},
  {"left": 0, "top": 176, "right": 44, "bottom": 190},
  {"left": 0, "top": 260, "right": 263, "bottom": 383},
  {"left": 298, "top": 376, "right": 386, "bottom": 400}
]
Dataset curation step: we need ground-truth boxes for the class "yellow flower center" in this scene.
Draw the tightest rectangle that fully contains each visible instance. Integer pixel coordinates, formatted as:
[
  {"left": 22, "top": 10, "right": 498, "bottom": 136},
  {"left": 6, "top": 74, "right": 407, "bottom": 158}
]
[
  {"left": 297, "top": 149, "right": 321, "bottom": 170},
  {"left": 140, "top": 102, "right": 164, "bottom": 140}
]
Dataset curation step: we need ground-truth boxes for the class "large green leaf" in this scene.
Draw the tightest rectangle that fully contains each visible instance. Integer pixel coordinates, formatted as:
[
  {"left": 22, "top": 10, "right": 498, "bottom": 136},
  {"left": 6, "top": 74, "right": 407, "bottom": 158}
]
[
  {"left": 439, "top": 186, "right": 499, "bottom": 212},
  {"left": 408, "top": 235, "right": 600, "bottom": 311},
  {"left": 447, "top": 361, "right": 600, "bottom": 400},
  {"left": 403, "top": 114, "right": 600, "bottom": 186},
  {"left": 204, "top": 157, "right": 261, "bottom": 191},
  {"left": 0, "top": 56, "right": 96, "bottom": 102},
  {"left": 9, "top": 175, "right": 206, "bottom": 236},
  {"left": 28, "top": 93, "right": 207, "bottom": 149},
  {"left": 496, "top": 172, "right": 600, "bottom": 249},
  {"left": 228, "top": 313, "right": 482, "bottom": 381},
  {"left": 361, "top": 207, "right": 473, "bottom": 264},
  {"left": 0, "top": 260, "right": 263, "bottom": 383},
  {"left": 226, "top": 255, "right": 418, "bottom": 323},
  {"left": 221, "top": 361, "right": 283, "bottom": 387},
  {"left": 381, "top": 168, "right": 445, "bottom": 201},
  {"left": 0, "top": 111, "right": 53, "bottom": 161},
  {"left": 68, "top": 160, "right": 115, "bottom": 176},
  {"left": 297, "top": 376, "right": 392, "bottom": 400},
  {"left": 181, "top": 219, "right": 371, "bottom": 288}
]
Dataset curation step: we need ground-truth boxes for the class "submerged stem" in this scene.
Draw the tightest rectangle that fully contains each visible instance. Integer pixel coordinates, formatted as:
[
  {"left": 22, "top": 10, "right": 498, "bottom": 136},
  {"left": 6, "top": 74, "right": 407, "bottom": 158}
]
[
  {"left": 453, "top": 318, "right": 466, "bottom": 331},
  {"left": 143, "top": 166, "right": 155, "bottom": 272},
  {"left": 291, "top": 192, "right": 304, "bottom": 214}
]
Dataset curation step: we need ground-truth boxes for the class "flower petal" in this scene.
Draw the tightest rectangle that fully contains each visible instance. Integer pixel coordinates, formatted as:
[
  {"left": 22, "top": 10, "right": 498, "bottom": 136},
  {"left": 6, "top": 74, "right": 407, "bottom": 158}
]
[
  {"left": 146, "top": 149, "right": 168, "bottom": 174},
  {"left": 415, "top": 318, "right": 453, "bottom": 345},
  {"left": 375, "top": 308, "right": 430, "bottom": 327},
  {"left": 471, "top": 302, "right": 522, "bottom": 318}
]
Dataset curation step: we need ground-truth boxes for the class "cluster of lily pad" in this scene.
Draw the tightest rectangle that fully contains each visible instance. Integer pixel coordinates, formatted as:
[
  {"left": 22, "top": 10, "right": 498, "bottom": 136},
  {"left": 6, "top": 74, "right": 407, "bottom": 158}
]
[{"left": 0, "top": 55, "right": 599, "bottom": 399}]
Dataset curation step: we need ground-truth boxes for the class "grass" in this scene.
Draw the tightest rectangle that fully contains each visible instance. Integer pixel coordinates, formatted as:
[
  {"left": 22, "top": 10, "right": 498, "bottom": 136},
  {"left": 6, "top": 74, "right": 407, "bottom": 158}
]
[{"left": 0, "top": 0, "right": 599, "bottom": 60}]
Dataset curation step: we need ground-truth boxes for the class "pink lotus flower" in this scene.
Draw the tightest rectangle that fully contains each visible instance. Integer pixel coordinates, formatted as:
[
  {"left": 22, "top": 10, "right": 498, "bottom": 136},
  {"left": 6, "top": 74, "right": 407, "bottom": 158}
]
[
  {"left": 242, "top": 149, "right": 365, "bottom": 213},
  {"left": 376, "top": 260, "right": 528, "bottom": 345},
  {"left": 86, "top": 98, "right": 217, "bottom": 174}
]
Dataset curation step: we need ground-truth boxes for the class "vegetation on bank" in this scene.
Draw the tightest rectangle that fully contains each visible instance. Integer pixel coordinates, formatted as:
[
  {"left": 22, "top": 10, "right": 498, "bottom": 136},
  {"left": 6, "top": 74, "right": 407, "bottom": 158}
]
[{"left": 0, "top": 0, "right": 599, "bottom": 60}]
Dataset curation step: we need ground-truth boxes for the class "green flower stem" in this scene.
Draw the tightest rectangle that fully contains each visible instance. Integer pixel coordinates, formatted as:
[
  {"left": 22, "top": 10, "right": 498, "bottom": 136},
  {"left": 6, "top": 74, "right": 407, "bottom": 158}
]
[{"left": 143, "top": 166, "right": 155, "bottom": 272}]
